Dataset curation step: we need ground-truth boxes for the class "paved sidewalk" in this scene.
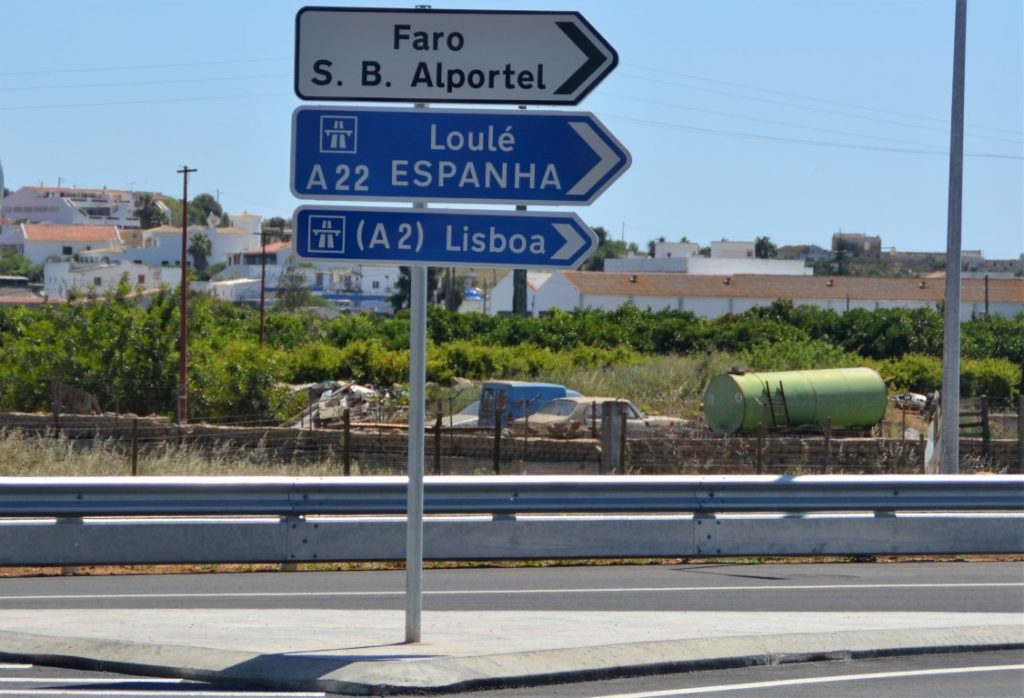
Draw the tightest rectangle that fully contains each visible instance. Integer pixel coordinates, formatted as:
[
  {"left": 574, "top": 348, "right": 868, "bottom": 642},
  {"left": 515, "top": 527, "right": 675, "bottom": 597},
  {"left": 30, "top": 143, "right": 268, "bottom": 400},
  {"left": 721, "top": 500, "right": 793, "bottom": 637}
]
[{"left": 0, "top": 608, "right": 1021, "bottom": 695}]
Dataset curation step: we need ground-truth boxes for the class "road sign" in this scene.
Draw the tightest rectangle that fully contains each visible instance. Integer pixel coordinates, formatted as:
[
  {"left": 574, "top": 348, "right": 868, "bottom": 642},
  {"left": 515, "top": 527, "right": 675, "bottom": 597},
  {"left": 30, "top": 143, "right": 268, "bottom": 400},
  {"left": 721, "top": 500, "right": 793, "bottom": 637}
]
[
  {"left": 295, "top": 8, "right": 617, "bottom": 105},
  {"left": 291, "top": 106, "right": 631, "bottom": 206},
  {"left": 293, "top": 205, "right": 598, "bottom": 270}
]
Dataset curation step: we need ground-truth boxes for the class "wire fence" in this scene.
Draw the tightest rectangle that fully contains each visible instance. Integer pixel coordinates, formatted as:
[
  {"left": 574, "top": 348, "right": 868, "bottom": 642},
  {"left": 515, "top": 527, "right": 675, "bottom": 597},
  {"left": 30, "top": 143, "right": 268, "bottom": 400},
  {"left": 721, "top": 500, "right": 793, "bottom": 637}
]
[
  {"left": 0, "top": 377, "right": 1017, "bottom": 476},
  {"left": 0, "top": 405, "right": 1018, "bottom": 478}
]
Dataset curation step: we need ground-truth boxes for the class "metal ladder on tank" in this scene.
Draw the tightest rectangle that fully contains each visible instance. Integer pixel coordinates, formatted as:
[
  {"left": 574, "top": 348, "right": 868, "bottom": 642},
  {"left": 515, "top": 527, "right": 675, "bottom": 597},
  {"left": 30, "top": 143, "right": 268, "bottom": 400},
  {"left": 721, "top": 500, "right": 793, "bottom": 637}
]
[{"left": 763, "top": 380, "right": 791, "bottom": 429}]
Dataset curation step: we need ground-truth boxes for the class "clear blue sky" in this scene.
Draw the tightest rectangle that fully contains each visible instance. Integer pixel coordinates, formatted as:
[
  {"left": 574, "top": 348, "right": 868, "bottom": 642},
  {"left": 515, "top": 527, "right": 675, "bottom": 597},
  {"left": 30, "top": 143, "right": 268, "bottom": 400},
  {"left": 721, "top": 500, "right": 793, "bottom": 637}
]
[{"left": 2, "top": 0, "right": 1021, "bottom": 259}]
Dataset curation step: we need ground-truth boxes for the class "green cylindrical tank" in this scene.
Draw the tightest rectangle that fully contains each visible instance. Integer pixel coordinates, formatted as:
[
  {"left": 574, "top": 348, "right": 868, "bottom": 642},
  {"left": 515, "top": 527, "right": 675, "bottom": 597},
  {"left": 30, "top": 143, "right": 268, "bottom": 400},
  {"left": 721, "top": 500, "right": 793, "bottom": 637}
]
[{"left": 702, "top": 367, "right": 887, "bottom": 434}]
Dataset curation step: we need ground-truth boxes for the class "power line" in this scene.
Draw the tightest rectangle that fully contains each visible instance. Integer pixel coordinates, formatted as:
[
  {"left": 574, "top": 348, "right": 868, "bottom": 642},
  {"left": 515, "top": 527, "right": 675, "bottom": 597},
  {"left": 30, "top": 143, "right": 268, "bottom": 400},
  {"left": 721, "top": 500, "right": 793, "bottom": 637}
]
[
  {"left": 0, "top": 92, "right": 291, "bottom": 111},
  {"left": 614, "top": 71, "right": 1024, "bottom": 146},
  {"left": 621, "top": 62, "right": 1024, "bottom": 138},
  {"left": 598, "top": 111, "right": 1024, "bottom": 160},
  {"left": 0, "top": 57, "right": 290, "bottom": 77},
  {"left": 0, "top": 74, "right": 290, "bottom": 92},
  {"left": 600, "top": 92, "right": 956, "bottom": 151}
]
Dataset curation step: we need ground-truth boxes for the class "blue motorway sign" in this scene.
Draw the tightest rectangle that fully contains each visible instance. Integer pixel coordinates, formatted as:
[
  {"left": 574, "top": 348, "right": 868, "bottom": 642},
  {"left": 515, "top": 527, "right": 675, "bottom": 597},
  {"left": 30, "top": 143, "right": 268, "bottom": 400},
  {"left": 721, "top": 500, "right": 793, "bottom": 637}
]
[
  {"left": 291, "top": 106, "right": 630, "bottom": 206},
  {"left": 293, "top": 205, "right": 598, "bottom": 270}
]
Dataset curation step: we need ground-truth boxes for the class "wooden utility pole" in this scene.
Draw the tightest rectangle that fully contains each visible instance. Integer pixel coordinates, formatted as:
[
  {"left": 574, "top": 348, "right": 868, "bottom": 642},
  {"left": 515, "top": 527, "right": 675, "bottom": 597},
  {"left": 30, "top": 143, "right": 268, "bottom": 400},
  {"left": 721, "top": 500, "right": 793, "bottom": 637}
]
[
  {"left": 177, "top": 165, "right": 197, "bottom": 425},
  {"left": 259, "top": 226, "right": 267, "bottom": 345}
]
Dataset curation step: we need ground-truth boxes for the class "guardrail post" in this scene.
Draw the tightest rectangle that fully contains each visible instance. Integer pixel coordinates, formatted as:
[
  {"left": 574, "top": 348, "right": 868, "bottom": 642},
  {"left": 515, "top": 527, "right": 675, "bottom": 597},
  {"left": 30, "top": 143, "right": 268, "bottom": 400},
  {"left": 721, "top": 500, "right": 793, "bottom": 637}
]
[{"left": 58, "top": 516, "right": 82, "bottom": 575}]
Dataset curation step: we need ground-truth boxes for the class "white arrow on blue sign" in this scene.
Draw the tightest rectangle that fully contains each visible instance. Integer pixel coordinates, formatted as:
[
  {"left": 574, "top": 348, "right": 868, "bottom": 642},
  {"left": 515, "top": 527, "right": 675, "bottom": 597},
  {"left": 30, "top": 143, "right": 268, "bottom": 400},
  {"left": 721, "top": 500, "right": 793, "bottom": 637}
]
[
  {"left": 293, "top": 205, "right": 598, "bottom": 270},
  {"left": 291, "top": 106, "right": 631, "bottom": 206}
]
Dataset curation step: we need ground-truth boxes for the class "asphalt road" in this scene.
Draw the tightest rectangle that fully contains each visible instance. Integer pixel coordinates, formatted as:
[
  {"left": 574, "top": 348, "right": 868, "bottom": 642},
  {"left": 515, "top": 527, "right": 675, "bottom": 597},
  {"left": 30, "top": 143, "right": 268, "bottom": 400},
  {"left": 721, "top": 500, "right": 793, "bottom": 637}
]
[
  {"left": 6, "top": 651, "right": 1023, "bottom": 697},
  {"left": 1, "top": 561, "right": 1021, "bottom": 613},
  {"left": 2, "top": 561, "right": 1021, "bottom": 696}
]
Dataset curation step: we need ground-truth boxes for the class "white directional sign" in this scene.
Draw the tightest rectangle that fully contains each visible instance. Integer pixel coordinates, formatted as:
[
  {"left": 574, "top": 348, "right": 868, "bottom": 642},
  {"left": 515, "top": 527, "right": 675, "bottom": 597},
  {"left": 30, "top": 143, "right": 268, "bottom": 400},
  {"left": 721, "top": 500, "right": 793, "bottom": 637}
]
[{"left": 295, "top": 8, "right": 618, "bottom": 105}]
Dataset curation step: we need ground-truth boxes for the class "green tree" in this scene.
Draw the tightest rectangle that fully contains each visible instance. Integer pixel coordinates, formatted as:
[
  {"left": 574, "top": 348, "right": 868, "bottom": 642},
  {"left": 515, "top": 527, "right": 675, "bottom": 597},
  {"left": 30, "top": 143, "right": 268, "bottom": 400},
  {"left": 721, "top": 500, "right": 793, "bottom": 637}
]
[
  {"left": 274, "top": 257, "right": 314, "bottom": 311},
  {"left": 133, "top": 192, "right": 168, "bottom": 229},
  {"left": 262, "top": 216, "right": 289, "bottom": 241},
  {"left": 189, "top": 193, "right": 230, "bottom": 227},
  {"left": 390, "top": 267, "right": 440, "bottom": 312},
  {"left": 581, "top": 226, "right": 630, "bottom": 271},
  {"left": 436, "top": 268, "right": 464, "bottom": 312},
  {"left": 755, "top": 236, "right": 778, "bottom": 259},
  {"left": 187, "top": 232, "right": 212, "bottom": 272},
  {"left": 646, "top": 236, "right": 666, "bottom": 257},
  {"left": 0, "top": 249, "right": 43, "bottom": 282}
]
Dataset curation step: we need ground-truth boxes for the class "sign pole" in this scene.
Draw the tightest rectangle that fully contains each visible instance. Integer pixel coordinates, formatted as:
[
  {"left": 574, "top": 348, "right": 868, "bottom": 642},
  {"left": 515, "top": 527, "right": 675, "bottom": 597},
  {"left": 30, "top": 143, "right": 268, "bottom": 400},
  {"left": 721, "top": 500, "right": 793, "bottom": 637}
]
[
  {"left": 405, "top": 112, "right": 428, "bottom": 644},
  {"left": 940, "top": 0, "right": 967, "bottom": 474}
]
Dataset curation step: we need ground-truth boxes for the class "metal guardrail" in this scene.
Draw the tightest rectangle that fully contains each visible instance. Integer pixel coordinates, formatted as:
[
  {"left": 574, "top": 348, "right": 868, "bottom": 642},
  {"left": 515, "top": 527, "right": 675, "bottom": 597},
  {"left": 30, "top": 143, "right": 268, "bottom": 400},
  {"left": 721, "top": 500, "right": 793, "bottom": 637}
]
[
  {"left": 2, "top": 475, "right": 1022, "bottom": 518},
  {"left": 1, "top": 475, "right": 1021, "bottom": 566}
]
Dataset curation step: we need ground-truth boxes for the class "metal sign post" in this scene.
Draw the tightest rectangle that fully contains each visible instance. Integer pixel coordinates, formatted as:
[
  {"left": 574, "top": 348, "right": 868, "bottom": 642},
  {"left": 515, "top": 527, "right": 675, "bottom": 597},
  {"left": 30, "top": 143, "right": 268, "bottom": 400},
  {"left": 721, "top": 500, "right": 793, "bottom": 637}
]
[
  {"left": 405, "top": 249, "right": 427, "bottom": 644},
  {"left": 292, "top": 5, "right": 621, "bottom": 644}
]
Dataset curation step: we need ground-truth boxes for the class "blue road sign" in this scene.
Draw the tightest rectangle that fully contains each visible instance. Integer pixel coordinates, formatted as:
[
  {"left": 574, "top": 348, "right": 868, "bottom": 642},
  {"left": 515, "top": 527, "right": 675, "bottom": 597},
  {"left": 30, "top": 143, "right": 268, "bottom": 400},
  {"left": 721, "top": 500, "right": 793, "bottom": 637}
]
[
  {"left": 291, "top": 106, "right": 630, "bottom": 206},
  {"left": 293, "top": 206, "right": 598, "bottom": 270}
]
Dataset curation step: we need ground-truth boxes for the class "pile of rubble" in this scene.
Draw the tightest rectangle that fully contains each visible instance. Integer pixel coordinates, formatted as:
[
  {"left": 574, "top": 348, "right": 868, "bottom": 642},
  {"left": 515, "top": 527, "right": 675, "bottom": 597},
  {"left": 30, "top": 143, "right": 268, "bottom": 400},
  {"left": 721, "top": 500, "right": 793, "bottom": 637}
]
[{"left": 288, "top": 381, "right": 408, "bottom": 428}]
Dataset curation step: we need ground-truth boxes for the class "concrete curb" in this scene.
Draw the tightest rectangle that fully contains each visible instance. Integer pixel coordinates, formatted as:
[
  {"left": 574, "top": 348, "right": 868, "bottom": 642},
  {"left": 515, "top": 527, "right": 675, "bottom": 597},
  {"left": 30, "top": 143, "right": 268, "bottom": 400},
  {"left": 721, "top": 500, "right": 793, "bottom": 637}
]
[{"left": 1, "top": 624, "right": 1021, "bottom": 695}]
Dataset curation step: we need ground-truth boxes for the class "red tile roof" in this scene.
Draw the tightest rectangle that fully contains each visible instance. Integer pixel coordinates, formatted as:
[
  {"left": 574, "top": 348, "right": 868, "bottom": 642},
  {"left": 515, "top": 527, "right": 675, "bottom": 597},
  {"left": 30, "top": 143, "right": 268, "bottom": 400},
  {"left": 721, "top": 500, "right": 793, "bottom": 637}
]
[
  {"left": 243, "top": 241, "right": 291, "bottom": 254},
  {"left": 561, "top": 272, "right": 1024, "bottom": 304},
  {"left": 23, "top": 224, "right": 120, "bottom": 243}
]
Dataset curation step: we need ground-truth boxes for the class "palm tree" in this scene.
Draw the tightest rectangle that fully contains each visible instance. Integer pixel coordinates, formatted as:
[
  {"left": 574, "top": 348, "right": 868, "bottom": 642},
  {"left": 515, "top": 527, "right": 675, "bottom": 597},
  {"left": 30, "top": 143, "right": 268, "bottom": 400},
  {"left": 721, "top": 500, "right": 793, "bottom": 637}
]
[
  {"left": 187, "top": 232, "right": 212, "bottom": 272},
  {"left": 755, "top": 236, "right": 778, "bottom": 259}
]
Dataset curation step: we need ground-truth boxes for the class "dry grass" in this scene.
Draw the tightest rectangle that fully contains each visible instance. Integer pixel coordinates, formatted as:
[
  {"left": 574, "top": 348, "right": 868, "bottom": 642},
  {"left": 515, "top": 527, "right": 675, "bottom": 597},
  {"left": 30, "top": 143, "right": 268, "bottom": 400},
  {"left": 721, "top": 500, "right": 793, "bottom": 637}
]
[{"left": 0, "top": 429, "right": 343, "bottom": 477}]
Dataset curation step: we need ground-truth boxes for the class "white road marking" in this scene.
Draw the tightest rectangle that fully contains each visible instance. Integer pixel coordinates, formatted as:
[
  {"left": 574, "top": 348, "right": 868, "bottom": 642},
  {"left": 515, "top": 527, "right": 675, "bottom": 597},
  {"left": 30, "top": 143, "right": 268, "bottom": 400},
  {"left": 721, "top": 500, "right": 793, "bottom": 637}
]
[
  {"left": 0, "top": 664, "right": 32, "bottom": 669},
  {"left": 591, "top": 663, "right": 1024, "bottom": 697},
  {"left": 0, "top": 677, "right": 183, "bottom": 683},
  {"left": 0, "top": 690, "right": 323, "bottom": 697},
  {"left": 0, "top": 581, "right": 1019, "bottom": 602}
]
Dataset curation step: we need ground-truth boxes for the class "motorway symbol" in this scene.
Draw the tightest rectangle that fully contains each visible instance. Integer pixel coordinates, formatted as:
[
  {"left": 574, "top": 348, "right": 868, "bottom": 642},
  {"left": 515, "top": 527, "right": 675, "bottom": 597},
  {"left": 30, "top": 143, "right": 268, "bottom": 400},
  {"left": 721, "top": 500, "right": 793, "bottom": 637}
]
[
  {"left": 293, "top": 206, "right": 598, "bottom": 270},
  {"left": 295, "top": 7, "right": 618, "bottom": 105},
  {"left": 291, "top": 106, "right": 631, "bottom": 206}
]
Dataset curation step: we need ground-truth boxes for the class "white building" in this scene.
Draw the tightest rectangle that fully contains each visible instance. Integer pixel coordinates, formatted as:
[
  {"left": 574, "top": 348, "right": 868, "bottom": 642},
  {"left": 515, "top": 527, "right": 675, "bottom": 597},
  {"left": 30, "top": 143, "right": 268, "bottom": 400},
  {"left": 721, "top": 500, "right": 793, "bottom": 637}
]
[
  {"left": 488, "top": 271, "right": 1024, "bottom": 319},
  {"left": 710, "top": 240, "right": 756, "bottom": 259},
  {"left": 605, "top": 256, "right": 809, "bottom": 275},
  {"left": 1, "top": 186, "right": 171, "bottom": 228},
  {"left": 44, "top": 259, "right": 164, "bottom": 300},
  {"left": 655, "top": 241, "right": 700, "bottom": 258},
  {"left": 0, "top": 223, "right": 123, "bottom": 265},
  {"left": 123, "top": 223, "right": 256, "bottom": 269}
]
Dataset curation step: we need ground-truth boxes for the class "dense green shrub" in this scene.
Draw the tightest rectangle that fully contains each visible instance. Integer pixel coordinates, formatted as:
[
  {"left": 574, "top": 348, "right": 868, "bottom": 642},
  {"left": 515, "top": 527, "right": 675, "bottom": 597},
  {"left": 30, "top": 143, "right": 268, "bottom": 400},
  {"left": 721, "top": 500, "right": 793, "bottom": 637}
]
[
  {"left": 960, "top": 358, "right": 1021, "bottom": 402},
  {"left": 740, "top": 338, "right": 863, "bottom": 371},
  {"left": 0, "top": 293, "right": 1019, "bottom": 419}
]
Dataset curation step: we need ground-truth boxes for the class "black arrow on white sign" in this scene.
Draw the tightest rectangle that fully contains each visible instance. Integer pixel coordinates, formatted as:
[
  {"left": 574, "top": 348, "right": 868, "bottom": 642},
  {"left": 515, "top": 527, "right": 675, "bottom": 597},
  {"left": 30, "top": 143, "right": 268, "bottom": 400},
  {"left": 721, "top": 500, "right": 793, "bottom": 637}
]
[
  {"left": 295, "top": 8, "right": 619, "bottom": 105},
  {"left": 555, "top": 21, "right": 610, "bottom": 97}
]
